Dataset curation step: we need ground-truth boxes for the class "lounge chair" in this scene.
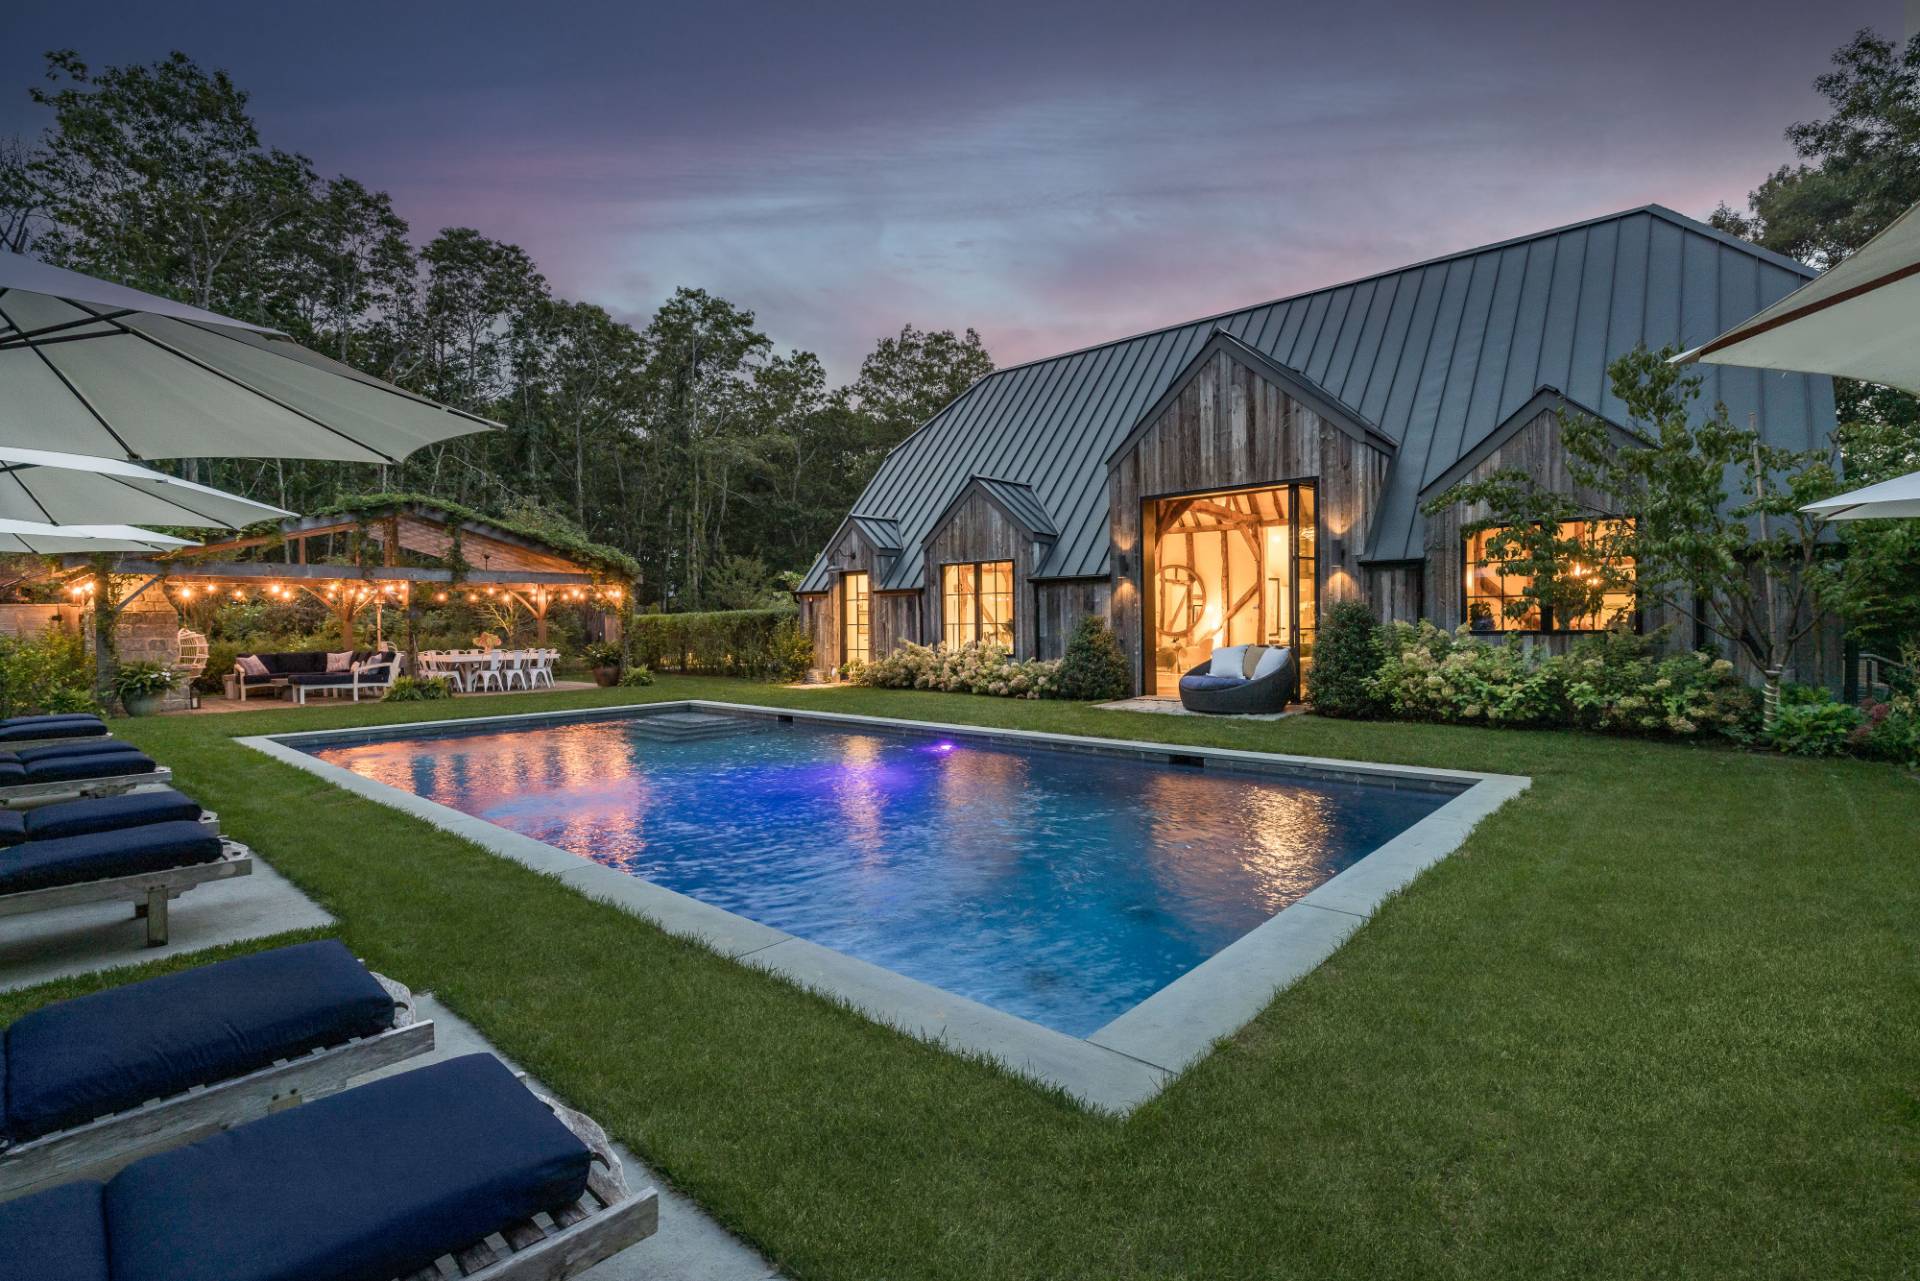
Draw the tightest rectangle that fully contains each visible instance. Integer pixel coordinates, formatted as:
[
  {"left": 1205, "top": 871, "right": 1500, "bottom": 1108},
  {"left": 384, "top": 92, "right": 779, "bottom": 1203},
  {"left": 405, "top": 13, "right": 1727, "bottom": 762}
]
[
  {"left": 0, "top": 820, "right": 249, "bottom": 946},
  {"left": 0, "top": 713, "right": 111, "bottom": 750},
  {"left": 0, "top": 940, "right": 433, "bottom": 1200},
  {"left": 0, "top": 786, "right": 213, "bottom": 847},
  {"left": 0, "top": 1053, "right": 659, "bottom": 1281},
  {"left": 0, "top": 744, "right": 170, "bottom": 808},
  {"left": 1177, "top": 643, "right": 1299, "bottom": 714}
]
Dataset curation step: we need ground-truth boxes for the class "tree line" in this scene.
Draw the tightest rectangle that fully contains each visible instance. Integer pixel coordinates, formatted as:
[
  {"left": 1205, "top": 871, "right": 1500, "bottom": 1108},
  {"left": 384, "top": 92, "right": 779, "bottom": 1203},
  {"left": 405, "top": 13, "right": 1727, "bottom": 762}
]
[{"left": 0, "top": 51, "right": 995, "bottom": 609}]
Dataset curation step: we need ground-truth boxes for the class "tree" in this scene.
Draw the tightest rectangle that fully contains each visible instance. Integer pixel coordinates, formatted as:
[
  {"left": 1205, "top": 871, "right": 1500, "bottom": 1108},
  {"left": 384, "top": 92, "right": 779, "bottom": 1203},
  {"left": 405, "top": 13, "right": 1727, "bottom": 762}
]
[
  {"left": 24, "top": 51, "right": 319, "bottom": 319},
  {"left": 1711, "top": 28, "right": 1920, "bottom": 454},
  {"left": 845, "top": 324, "right": 995, "bottom": 449},
  {"left": 1427, "top": 348, "right": 1841, "bottom": 719}
]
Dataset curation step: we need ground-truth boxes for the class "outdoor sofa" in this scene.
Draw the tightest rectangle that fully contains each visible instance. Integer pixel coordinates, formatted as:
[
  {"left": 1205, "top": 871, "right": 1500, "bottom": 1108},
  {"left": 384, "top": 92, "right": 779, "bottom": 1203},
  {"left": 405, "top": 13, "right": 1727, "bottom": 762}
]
[
  {"left": 0, "top": 1052, "right": 659, "bottom": 1281},
  {"left": 232, "top": 648, "right": 400, "bottom": 703},
  {"left": 0, "top": 741, "right": 170, "bottom": 808},
  {"left": 1177, "top": 643, "right": 1299, "bottom": 715},
  {"left": 0, "top": 818, "right": 249, "bottom": 946},
  {"left": 0, "top": 713, "right": 111, "bottom": 750},
  {"left": 0, "top": 940, "right": 433, "bottom": 1200}
]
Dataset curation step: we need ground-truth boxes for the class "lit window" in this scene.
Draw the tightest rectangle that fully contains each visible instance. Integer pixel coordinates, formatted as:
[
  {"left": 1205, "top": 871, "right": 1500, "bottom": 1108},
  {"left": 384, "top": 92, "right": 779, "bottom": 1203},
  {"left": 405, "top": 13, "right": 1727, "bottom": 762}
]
[
  {"left": 942, "top": 561, "right": 1014, "bottom": 648},
  {"left": 1464, "top": 520, "right": 1635, "bottom": 634},
  {"left": 842, "top": 572, "right": 871, "bottom": 665}
]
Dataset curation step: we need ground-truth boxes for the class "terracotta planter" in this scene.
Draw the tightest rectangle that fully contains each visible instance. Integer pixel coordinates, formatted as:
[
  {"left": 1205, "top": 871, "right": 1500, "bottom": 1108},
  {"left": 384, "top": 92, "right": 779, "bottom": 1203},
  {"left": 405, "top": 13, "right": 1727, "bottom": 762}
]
[{"left": 592, "top": 666, "right": 621, "bottom": 687}]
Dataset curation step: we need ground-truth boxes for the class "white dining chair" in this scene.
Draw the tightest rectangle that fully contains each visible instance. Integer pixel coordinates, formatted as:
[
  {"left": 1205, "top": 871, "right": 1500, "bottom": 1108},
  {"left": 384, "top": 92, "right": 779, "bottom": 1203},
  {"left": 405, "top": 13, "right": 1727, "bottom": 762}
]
[
  {"left": 470, "top": 651, "right": 504, "bottom": 693},
  {"left": 502, "top": 650, "right": 529, "bottom": 691},
  {"left": 528, "top": 648, "right": 556, "bottom": 689}
]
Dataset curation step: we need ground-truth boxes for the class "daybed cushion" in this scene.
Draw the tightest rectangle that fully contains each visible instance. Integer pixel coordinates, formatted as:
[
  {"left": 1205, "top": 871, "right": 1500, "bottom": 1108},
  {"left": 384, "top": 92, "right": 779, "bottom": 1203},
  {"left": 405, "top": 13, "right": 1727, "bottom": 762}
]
[
  {"left": 104, "top": 1053, "right": 592, "bottom": 1281},
  {"left": 1206, "top": 644, "right": 1250, "bottom": 678},
  {"left": 0, "top": 1180, "right": 110, "bottom": 1281},
  {"left": 0, "top": 713, "right": 105, "bottom": 729},
  {"left": 1180, "top": 673, "right": 1248, "bottom": 693},
  {"left": 287, "top": 671, "right": 355, "bottom": 687},
  {"left": 11, "top": 740, "right": 134, "bottom": 764},
  {"left": 0, "top": 719, "right": 108, "bottom": 745},
  {"left": 1, "top": 940, "right": 393, "bottom": 1144},
  {"left": 0, "top": 819, "right": 217, "bottom": 897},
  {"left": 9, "top": 788, "right": 203, "bottom": 845},
  {"left": 0, "top": 751, "right": 158, "bottom": 785}
]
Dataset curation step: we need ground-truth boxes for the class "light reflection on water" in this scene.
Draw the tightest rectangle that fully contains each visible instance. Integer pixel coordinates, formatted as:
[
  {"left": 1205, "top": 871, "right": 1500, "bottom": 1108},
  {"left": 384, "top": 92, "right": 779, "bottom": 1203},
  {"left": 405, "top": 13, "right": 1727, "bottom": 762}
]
[{"left": 312, "top": 719, "right": 1448, "bottom": 1035}]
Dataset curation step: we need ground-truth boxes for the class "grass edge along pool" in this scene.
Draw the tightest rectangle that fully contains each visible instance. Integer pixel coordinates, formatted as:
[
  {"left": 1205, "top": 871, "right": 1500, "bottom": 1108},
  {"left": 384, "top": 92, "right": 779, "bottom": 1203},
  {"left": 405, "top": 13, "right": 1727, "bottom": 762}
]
[{"left": 248, "top": 703, "right": 1529, "bottom": 1113}]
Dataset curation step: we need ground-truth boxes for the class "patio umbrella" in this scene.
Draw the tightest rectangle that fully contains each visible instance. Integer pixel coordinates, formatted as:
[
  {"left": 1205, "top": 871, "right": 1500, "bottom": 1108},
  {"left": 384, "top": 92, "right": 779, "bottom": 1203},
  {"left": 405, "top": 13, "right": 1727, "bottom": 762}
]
[
  {"left": 0, "top": 519, "right": 197, "bottom": 555},
  {"left": 0, "top": 446, "right": 291, "bottom": 530},
  {"left": 1674, "top": 200, "right": 1920, "bottom": 393},
  {"left": 1675, "top": 199, "right": 1920, "bottom": 522},
  {"left": 1798, "top": 469, "right": 1920, "bottom": 521},
  {"left": 0, "top": 250, "right": 499, "bottom": 464}
]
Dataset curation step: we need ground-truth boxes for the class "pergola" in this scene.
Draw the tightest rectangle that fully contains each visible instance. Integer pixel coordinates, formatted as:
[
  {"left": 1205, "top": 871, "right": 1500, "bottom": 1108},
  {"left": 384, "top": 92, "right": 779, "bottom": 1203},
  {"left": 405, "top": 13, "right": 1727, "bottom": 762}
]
[{"left": 77, "top": 498, "right": 631, "bottom": 649}]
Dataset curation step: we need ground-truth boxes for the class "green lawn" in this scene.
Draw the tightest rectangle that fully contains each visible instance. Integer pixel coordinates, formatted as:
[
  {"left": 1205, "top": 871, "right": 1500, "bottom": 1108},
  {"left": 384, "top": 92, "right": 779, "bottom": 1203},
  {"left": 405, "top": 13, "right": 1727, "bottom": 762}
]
[{"left": 7, "top": 679, "right": 1916, "bottom": 1279}]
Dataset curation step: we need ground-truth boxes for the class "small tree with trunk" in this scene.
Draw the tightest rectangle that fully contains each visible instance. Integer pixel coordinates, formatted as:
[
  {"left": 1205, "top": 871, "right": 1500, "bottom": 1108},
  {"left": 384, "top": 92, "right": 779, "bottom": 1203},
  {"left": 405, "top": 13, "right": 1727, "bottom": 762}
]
[{"left": 1424, "top": 347, "right": 1840, "bottom": 721}]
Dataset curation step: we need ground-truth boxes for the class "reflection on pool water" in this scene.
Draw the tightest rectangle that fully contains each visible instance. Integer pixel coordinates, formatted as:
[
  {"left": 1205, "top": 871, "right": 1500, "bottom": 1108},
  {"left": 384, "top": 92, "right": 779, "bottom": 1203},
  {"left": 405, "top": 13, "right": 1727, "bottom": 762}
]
[{"left": 307, "top": 716, "right": 1451, "bottom": 1036}]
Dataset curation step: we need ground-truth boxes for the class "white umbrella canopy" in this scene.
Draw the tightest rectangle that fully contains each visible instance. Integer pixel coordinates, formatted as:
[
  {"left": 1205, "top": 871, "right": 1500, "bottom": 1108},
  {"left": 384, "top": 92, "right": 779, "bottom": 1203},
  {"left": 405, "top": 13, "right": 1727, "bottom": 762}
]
[
  {"left": 1674, "top": 200, "right": 1920, "bottom": 393},
  {"left": 0, "top": 251, "right": 500, "bottom": 465},
  {"left": 1799, "top": 469, "right": 1920, "bottom": 521},
  {"left": 0, "top": 519, "right": 197, "bottom": 555},
  {"left": 0, "top": 446, "right": 291, "bottom": 529}
]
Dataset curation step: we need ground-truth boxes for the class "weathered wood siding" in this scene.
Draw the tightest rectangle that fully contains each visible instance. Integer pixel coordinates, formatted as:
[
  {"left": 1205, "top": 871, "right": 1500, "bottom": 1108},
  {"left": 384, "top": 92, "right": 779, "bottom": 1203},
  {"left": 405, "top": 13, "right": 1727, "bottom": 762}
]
[
  {"left": 1108, "top": 349, "right": 1392, "bottom": 693},
  {"left": 873, "top": 592, "right": 922, "bottom": 658},
  {"left": 1363, "top": 563, "right": 1422, "bottom": 623},
  {"left": 797, "top": 592, "right": 833, "bottom": 676},
  {"left": 1034, "top": 580, "right": 1113, "bottom": 659},
  {"left": 922, "top": 490, "right": 1045, "bottom": 658},
  {"left": 802, "top": 520, "right": 903, "bottom": 671}
]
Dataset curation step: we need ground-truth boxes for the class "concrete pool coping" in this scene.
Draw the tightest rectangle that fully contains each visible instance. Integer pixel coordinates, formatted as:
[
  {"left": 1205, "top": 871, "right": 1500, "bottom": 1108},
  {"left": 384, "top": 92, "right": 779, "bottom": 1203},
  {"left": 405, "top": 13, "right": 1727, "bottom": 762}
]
[{"left": 242, "top": 701, "right": 1530, "bottom": 1113}]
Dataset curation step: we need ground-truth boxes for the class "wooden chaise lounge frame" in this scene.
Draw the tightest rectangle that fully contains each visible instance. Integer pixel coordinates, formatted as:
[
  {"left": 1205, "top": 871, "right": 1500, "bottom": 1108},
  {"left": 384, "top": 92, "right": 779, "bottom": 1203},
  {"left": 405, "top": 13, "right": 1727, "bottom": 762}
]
[
  {"left": 0, "top": 971, "right": 435, "bottom": 1201},
  {"left": 403, "top": 1093, "right": 660, "bottom": 1281},
  {"left": 0, "top": 765, "right": 174, "bottom": 809},
  {"left": 0, "top": 832, "right": 250, "bottom": 948}
]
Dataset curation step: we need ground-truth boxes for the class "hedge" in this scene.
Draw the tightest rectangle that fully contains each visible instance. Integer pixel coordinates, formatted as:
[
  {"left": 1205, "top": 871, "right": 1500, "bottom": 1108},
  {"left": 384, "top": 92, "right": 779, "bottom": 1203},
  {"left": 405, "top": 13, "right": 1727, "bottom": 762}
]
[{"left": 628, "top": 608, "right": 812, "bottom": 681}]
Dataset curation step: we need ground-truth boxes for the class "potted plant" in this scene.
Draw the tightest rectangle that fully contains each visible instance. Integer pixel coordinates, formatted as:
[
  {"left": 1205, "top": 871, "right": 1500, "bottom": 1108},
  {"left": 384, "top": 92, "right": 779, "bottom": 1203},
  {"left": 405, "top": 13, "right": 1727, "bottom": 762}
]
[
  {"left": 583, "top": 642, "right": 624, "bottom": 687},
  {"left": 112, "top": 661, "right": 178, "bottom": 716}
]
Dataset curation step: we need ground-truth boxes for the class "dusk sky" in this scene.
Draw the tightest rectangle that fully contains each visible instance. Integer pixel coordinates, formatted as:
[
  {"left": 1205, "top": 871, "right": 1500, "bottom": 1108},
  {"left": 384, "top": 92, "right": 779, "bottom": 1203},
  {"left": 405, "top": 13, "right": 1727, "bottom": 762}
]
[{"left": 0, "top": 1, "right": 1900, "bottom": 378}]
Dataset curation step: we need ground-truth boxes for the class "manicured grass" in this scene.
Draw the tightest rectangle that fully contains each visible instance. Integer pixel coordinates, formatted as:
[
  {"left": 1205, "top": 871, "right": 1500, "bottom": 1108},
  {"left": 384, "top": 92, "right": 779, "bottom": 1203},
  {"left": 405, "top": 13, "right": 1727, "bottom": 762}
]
[{"left": 7, "top": 679, "right": 1916, "bottom": 1279}]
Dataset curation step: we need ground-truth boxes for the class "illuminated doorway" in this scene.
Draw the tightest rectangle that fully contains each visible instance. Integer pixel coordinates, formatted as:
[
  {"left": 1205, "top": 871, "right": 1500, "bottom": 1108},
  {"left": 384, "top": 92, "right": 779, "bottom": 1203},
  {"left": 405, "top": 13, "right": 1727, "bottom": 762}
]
[
  {"left": 841, "top": 571, "right": 871, "bottom": 668},
  {"left": 1145, "top": 482, "right": 1316, "bottom": 694}
]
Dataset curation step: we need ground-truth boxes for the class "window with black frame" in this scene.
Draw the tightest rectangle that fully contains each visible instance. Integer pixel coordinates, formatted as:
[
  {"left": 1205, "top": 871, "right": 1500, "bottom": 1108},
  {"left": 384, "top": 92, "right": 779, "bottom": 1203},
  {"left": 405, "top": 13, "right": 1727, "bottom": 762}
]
[
  {"left": 1463, "top": 519, "right": 1635, "bottom": 634},
  {"left": 942, "top": 561, "right": 1013, "bottom": 648}
]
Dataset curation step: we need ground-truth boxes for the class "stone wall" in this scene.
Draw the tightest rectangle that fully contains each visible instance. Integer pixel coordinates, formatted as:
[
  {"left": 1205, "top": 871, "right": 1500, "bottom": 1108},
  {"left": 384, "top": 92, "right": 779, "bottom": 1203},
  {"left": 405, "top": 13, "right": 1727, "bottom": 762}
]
[{"left": 106, "top": 585, "right": 192, "bottom": 712}]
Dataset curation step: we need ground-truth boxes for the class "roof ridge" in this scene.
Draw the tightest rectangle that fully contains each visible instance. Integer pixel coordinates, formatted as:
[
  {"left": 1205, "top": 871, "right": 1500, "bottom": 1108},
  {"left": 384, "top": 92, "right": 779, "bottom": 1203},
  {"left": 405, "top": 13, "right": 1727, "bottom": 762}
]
[{"left": 978, "top": 205, "right": 1815, "bottom": 383}]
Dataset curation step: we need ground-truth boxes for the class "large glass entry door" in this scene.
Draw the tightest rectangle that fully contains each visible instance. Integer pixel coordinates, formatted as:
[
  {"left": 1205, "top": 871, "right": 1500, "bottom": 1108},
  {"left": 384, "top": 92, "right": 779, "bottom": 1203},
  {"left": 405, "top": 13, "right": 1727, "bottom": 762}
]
[
  {"left": 841, "top": 571, "right": 871, "bottom": 668},
  {"left": 1147, "top": 482, "right": 1316, "bottom": 694}
]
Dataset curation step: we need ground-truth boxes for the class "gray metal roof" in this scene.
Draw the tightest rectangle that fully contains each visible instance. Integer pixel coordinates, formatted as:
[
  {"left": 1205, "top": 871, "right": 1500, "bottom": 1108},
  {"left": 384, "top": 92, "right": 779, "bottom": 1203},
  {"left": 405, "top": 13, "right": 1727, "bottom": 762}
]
[
  {"left": 848, "top": 514, "right": 903, "bottom": 552},
  {"left": 802, "top": 205, "right": 1834, "bottom": 592},
  {"left": 972, "top": 477, "right": 1059, "bottom": 538}
]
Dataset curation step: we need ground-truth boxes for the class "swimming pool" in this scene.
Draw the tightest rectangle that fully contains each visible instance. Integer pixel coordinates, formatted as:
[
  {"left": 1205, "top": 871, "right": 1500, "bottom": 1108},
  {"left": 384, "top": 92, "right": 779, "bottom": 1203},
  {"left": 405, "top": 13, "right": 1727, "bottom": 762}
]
[{"left": 255, "top": 703, "right": 1527, "bottom": 1109}]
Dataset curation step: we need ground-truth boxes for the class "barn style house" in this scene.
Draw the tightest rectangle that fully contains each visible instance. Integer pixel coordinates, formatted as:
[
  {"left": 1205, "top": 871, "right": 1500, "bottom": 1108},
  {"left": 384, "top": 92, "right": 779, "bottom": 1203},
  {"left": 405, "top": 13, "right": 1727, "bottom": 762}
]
[{"left": 797, "top": 206, "right": 1837, "bottom": 695}]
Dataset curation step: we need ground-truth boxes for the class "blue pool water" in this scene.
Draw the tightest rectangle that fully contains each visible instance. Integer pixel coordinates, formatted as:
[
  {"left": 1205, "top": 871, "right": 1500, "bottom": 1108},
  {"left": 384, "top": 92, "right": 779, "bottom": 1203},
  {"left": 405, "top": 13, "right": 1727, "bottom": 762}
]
[{"left": 306, "top": 714, "right": 1453, "bottom": 1035}]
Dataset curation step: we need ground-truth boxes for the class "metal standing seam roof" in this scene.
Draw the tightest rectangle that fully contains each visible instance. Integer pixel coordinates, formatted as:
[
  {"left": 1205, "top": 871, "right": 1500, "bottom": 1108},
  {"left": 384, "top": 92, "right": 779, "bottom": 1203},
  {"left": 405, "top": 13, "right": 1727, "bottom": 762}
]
[{"left": 801, "top": 205, "right": 1834, "bottom": 593}]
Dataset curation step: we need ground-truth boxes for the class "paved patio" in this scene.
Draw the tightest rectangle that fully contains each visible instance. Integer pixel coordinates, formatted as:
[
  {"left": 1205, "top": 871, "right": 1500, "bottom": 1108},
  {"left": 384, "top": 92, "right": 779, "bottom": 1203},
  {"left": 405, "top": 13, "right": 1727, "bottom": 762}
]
[
  {"left": 1095, "top": 694, "right": 1297, "bottom": 721},
  {"left": 179, "top": 678, "right": 598, "bottom": 714}
]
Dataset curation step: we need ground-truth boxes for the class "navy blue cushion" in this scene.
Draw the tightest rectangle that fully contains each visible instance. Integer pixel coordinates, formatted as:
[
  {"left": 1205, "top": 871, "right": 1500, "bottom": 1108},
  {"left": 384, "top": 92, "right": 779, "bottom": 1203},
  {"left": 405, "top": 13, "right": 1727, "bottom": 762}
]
[
  {"left": 0, "top": 809, "right": 25, "bottom": 847},
  {"left": 0, "top": 720, "right": 108, "bottom": 745},
  {"left": 17, "top": 788, "right": 202, "bottom": 843},
  {"left": 20, "top": 752, "right": 157, "bottom": 783},
  {"left": 2, "top": 940, "right": 393, "bottom": 1144},
  {"left": 0, "top": 713, "right": 105, "bottom": 730},
  {"left": 12, "top": 740, "right": 132, "bottom": 764},
  {"left": 1180, "top": 673, "right": 1249, "bottom": 692},
  {"left": 0, "top": 1180, "right": 109, "bottom": 1281},
  {"left": 104, "top": 1054, "right": 592, "bottom": 1281},
  {"left": 0, "top": 820, "right": 217, "bottom": 896},
  {"left": 287, "top": 672, "right": 356, "bottom": 686}
]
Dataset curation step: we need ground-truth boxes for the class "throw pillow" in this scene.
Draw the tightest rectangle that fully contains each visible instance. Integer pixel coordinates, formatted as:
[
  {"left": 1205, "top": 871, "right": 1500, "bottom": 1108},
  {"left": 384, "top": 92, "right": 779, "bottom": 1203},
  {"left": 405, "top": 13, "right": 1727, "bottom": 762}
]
[
  {"left": 236, "top": 654, "right": 270, "bottom": 678},
  {"left": 1252, "top": 645, "right": 1289, "bottom": 678},
  {"left": 1241, "top": 645, "right": 1268, "bottom": 678},
  {"left": 326, "top": 651, "right": 354, "bottom": 673},
  {"left": 1208, "top": 645, "right": 1249, "bottom": 678}
]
